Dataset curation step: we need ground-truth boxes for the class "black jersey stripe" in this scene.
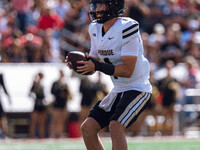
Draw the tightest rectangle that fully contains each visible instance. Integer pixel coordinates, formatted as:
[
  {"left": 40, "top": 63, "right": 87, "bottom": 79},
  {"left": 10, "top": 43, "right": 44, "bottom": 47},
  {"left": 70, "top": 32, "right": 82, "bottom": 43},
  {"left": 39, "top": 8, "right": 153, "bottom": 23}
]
[
  {"left": 123, "top": 29, "right": 139, "bottom": 39},
  {"left": 122, "top": 23, "right": 138, "bottom": 33}
]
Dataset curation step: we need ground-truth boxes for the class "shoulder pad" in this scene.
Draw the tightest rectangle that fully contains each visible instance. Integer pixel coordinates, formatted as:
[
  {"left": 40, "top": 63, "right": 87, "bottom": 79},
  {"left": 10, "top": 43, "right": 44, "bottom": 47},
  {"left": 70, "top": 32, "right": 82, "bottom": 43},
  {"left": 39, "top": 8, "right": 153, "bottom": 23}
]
[{"left": 122, "top": 18, "right": 139, "bottom": 39}]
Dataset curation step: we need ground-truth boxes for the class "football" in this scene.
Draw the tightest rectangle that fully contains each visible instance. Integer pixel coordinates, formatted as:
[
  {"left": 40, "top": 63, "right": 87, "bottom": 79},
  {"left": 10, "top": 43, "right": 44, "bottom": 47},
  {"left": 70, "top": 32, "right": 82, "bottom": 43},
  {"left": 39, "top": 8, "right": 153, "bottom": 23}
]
[{"left": 67, "top": 51, "right": 92, "bottom": 75}]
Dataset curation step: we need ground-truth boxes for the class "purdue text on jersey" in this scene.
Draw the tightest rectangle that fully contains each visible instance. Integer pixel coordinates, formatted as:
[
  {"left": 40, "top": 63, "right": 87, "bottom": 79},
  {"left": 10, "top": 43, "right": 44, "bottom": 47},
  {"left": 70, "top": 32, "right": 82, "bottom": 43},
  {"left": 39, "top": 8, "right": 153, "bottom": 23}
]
[{"left": 98, "top": 49, "right": 114, "bottom": 56}]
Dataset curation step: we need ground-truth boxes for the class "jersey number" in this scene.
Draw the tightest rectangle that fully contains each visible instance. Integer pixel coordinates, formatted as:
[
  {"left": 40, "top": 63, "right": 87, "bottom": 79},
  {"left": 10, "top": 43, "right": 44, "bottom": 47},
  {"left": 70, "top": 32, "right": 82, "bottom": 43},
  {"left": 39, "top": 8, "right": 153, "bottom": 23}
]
[{"left": 103, "top": 58, "right": 118, "bottom": 79}]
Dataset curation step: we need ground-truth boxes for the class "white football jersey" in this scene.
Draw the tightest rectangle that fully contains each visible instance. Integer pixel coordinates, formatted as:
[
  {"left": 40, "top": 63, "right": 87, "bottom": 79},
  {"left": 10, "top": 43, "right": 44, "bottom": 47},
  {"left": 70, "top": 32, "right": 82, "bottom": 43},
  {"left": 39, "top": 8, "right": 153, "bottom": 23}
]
[{"left": 89, "top": 17, "right": 152, "bottom": 93}]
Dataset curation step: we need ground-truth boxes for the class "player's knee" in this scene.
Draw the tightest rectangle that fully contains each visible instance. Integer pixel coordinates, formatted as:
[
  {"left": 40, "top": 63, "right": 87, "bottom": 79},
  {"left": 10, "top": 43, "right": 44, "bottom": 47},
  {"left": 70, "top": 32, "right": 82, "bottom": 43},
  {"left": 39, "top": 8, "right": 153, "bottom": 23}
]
[
  {"left": 80, "top": 121, "right": 89, "bottom": 135},
  {"left": 109, "top": 121, "right": 118, "bottom": 133},
  {"left": 81, "top": 120, "right": 94, "bottom": 136},
  {"left": 109, "top": 120, "right": 125, "bottom": 134},
  {"left": 81, "top": 118, "right": 100, "bottom": 136}
]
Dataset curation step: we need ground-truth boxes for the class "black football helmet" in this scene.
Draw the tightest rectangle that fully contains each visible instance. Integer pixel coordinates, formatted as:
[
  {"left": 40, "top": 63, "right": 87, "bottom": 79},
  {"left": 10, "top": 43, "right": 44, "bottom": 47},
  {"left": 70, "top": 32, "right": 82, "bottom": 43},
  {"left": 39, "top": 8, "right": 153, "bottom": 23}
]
[{"left": 89, "top": 0, "right": 125, "bottom": 24}]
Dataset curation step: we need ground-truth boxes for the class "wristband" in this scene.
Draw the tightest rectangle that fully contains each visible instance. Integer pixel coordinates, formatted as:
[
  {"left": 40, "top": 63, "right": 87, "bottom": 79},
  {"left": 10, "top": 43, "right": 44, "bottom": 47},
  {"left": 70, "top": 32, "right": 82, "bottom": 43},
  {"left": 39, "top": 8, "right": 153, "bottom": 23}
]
[{"left": 88, "top": 57, "right": 115, "bottom": 75}]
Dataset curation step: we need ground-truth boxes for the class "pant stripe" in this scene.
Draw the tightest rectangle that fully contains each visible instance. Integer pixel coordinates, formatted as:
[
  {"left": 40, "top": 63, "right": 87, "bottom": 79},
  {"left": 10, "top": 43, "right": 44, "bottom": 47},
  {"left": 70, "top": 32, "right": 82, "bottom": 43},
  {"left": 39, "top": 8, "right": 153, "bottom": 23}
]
[
  {"left": 124, "top": 93, "right": 151, "bottom": 127},
  {"left": 118, "top": 93, "right": 150, "bottom": 127},
  {"left": 117, "top": 92, "right": 145, "bottom": 123}
]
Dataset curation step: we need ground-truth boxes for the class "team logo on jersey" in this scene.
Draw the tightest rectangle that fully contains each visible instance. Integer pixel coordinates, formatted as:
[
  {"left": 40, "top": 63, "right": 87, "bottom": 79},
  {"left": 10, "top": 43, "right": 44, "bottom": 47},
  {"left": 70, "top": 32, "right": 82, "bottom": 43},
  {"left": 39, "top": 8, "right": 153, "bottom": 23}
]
[
  {"left": 98, "top": 49, "right": 114, "bottom": 56},
  {"left": 108, "top": 37, "right": 114, "bottom": 40}
]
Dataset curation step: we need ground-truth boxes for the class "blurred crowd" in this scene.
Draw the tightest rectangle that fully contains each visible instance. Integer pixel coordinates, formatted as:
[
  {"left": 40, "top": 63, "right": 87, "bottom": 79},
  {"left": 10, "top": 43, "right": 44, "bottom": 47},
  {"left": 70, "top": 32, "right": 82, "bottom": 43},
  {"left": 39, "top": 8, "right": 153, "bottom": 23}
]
[
  {"left": 0, "top": 0, "right": 91, "bottom": 63},
  {"left": 0, "top": 0, "right": 199, "bottom": 65},
  {"left": 0, "top": 0, "right": 200, "bottom": 138}
]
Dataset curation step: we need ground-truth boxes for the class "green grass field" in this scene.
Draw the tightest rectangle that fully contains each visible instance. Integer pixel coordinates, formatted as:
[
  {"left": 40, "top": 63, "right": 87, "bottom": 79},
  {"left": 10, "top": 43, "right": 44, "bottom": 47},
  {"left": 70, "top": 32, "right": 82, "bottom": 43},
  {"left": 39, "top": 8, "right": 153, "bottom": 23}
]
[{"left": 0, "top": 137, "right": 200, "bottom": 150}]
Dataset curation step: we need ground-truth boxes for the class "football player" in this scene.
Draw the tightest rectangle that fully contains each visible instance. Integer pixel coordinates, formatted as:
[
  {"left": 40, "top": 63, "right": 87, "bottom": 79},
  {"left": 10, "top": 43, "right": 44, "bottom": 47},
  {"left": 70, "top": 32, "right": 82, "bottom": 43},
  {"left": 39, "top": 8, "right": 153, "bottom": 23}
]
[{"left": 66, "top": 0, "right": 152, "bottom": 149}]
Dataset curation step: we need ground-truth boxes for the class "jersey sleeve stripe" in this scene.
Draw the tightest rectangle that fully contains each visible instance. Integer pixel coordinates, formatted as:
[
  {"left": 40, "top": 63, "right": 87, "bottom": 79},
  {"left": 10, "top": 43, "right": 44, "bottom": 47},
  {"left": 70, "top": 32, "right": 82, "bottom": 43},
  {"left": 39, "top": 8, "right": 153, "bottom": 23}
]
[
  {"left": 123, "top": 29, "right": 139, "bottom": 39},
  {"left": 122, "top": 25, "right": 138, "bottom": 37},
  {"left": 122, "top": 23, "right": 139, "bottom": 33}
]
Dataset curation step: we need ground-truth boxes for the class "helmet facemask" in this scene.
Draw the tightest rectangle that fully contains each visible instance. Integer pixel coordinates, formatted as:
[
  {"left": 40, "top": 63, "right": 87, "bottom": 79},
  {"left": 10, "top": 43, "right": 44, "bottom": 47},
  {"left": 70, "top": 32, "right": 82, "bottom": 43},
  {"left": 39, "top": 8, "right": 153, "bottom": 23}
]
[{"left": 89, "top": 0, "right": 125, "bottom": 24}]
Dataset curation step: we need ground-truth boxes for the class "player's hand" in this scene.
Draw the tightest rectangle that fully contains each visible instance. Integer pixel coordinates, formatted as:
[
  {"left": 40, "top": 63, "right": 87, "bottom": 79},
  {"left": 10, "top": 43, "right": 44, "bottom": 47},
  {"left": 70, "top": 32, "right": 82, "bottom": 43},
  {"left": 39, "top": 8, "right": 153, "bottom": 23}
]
[
  {"left": 77, "top": 53, "right": 95, "bottom": 75},
  {"left": 65, "top": 56, "right": 73, "bottom": 70}
]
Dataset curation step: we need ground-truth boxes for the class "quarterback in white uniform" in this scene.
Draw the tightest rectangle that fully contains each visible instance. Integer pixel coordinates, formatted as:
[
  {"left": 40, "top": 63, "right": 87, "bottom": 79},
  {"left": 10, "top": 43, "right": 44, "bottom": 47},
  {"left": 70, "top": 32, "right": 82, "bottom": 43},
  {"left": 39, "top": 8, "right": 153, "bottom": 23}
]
[
  {"left": 67, "top": 0, "right": 152, "bottom": 150},
  {"left": 89, "top": 17, "right": 152, "bottom": 93}
]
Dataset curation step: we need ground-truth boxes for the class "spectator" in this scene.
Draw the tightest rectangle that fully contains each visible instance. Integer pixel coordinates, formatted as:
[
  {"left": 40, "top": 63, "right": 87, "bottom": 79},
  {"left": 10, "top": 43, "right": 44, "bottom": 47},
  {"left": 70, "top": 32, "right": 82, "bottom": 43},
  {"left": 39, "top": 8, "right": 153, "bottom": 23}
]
[
  {"left": 142, "top": 0, "right": 165, "bottom": 34},
  {"left": 160, "top": 26, "right": 183, "bottom": 66},
  {"left": 78, "top": 0, "right": 90, "bottom": 29},
  {"left": 181, "top": 56, "right": 199, "bottom": 126},
  {"left": 181, "top": 19, "right": 199, "bottom": 54},
  {"left": 0, "top": 8, "right": 7, "bottom": 33},
  {"left": 29, "top": 72, "right": 47, "bottom": 138},
  {"left": 42, "top": 28, "right": 62, "bottom": 62},
  {"left": 125, "top": 0, "right": 150, "bottom": 32},
  {"left": 49, "top": 70, "right": 72, "bottom": 138},
  {"left": 54, "top": 0, "right": 71, "bottom": 19},
  {"left": 129, "top": 63, "right": 160, "bottom": 136},
  {"left": 188, "top": 43, "right": 200, "bottom": 65},
  {"left": 0, "top": 74, "right": 11, "bottom": 138},
  {"left": 63, "top": 8, "right": 76, "bottom": 33},
  {"left": 145, "top": 23, "right": 165, "bottom": 65},
  {"left": 40, "top": 34, "right": 54, "bottom": 62},
  {"left": 23, "top": 33, "right": 43, "bottom": 62},
  {"left": 95, "top": 72, "right": 109, "bottom": 102},
  {"left": 79, "top": 73, "right": 108, "bottom": 124},
  {"left": 182, "top": 55, "right": 199, "bottom": 89},
  {"left": 67, "top": 112, "right": 81, "bottom": 138},
  {"left": 37, "top": 7, "right": 64, "bottom": 31},
  {"left": 157, "top": 60, "right": 181, "bottom": 135},
  {"left": 26, "top": 1, "right": 41, "bottom": 26},
  {"left": 6, "top": 38, "right": 27, "bottom": 63},
  {"left": 11, "top": 0, "right": 31, "bottom": 33},
  {"left": 79, "top": 76, "right": 98, "bottom": 124}
]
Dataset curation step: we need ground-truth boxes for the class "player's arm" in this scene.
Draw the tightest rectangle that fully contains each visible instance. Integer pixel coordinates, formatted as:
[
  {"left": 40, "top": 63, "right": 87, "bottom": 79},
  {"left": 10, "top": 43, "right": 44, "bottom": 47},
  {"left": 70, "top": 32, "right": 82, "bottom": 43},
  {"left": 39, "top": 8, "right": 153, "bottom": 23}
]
[
  {"left": 114, "top": 19, "right": 140, "bottom": 78},
  {"left": 80, "top": 55, "right": 137, "bottom": 78},
  {"left": 113, "top": 19, "right": 140, "bottom": 77},
  {"left": 78, "top": 54, "right": 137, "bottom": 78},
  {"left": 78, "top": 34, "right": 139, "bottom": 77},
  {"left": 114, "top": 55, "right": 137, "bottom": 78}
]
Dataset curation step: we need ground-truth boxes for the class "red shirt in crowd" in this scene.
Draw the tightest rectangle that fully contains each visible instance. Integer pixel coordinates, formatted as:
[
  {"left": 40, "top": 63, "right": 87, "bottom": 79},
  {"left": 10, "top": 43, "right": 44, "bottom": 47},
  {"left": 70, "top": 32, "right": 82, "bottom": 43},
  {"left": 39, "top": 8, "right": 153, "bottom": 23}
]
[{"left": 38, "top": 12, "right": 64, "bottom": 30}]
